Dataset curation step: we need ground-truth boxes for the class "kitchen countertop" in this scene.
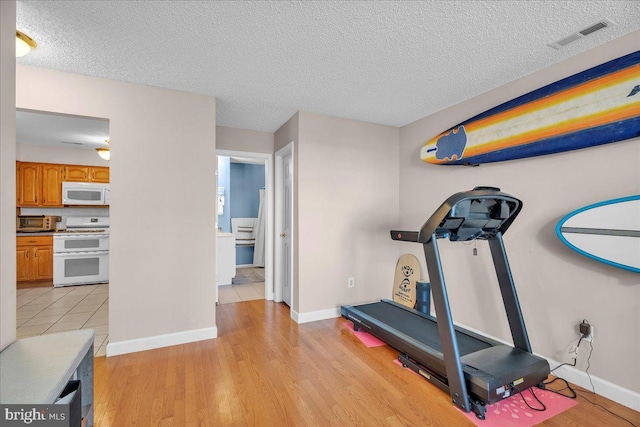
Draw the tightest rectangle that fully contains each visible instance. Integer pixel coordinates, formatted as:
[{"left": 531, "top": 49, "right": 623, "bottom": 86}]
[
  {"left": 17, "top": 230, "right": 109, "bottom": 236},
  {"left": 16, "top": 231, "right": 56, "bottom": 236}
]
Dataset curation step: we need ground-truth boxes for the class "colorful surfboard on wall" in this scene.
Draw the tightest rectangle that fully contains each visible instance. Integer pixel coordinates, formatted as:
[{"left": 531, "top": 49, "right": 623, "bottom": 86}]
[
  {"left": 420, "top": 50, "right": 640, "bottom": 165},
  {"left": 556, "top": 195, "right": 640, "bottom": 273}
]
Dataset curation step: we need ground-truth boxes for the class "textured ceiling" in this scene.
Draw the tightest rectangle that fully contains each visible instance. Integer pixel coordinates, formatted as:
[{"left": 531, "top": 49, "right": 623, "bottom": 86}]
[{"left": 16, "top": 1, "right": 640, "bottom": 132}]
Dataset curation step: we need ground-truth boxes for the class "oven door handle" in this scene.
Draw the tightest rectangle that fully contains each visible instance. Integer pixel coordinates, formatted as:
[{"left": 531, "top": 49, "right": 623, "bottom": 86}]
[
  {"left": 54, "top": 235, "right": 109, "bottom": 239},
  {"left": 54, "top": 251, "right": 109, "bottom": 257}
]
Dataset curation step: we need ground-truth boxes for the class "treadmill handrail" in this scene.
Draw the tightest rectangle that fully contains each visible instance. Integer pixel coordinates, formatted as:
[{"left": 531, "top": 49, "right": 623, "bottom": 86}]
[
  {"left": 489, "top": 233, "right": 532, "bottom": 352},
  {"left": 390, "top": 230, "right": 419, "bottom": 242},
  {"left": 424, "top": 233, "right": 472, "bottom": 413}
]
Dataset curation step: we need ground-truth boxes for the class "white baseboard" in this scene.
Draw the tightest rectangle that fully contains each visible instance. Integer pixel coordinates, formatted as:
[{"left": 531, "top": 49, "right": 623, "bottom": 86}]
[
  {"left": 549, "top": 360, "right": 640, "bottom": 411},
  {"left": 291, "top": 307, "right": 341, "bottom": 324},
  {"left": 106, "top": 326, "right": 217, "bottom": 357}
]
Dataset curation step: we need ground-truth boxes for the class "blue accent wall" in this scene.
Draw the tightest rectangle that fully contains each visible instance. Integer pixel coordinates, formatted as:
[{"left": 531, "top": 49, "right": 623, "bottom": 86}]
[
  {"left": 230, "top": 163, "right": 265, "bottom": 265},
  {"left": 217, "top": 156, "right": 231, "bottom": 232},
  {"left": 230, "top": 163, "right": 265, "bottom": 218}
]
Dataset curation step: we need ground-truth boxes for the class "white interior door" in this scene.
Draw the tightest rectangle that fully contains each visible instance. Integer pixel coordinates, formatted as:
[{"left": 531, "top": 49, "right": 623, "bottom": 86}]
[
  {"left": 281, "top": 151, "right": 293, "bottom": 307},
  {"left": 215, "top": 166, "right": 219, "bottom": 304}
]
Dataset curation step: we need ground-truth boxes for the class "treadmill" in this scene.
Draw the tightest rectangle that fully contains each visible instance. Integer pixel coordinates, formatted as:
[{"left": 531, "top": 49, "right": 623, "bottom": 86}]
[{"left": 341, "top": 187, "right": 550, "bottom": 419}]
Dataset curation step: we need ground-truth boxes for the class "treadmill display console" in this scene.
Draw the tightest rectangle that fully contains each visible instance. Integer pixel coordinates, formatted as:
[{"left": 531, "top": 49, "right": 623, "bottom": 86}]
[{"left": 421, "top": 186, "right": 523, "bottom": 242}]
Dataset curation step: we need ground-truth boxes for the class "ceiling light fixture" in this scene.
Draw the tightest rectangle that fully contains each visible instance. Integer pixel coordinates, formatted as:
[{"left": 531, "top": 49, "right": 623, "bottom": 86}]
[
  {"left": 96, "top": 139, "right": 110, "bottom": 161},
  {"left": 16, "top": 30, "right": 37, "bottom": 57}
]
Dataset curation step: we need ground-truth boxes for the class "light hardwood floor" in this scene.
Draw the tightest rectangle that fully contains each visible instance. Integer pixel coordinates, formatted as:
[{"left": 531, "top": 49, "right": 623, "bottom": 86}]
[{"left": 94, "top": 301, "right": 639, "bottom": 426}]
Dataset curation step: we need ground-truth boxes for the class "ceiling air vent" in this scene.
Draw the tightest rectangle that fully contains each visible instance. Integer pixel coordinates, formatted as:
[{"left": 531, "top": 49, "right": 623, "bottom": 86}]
[
  {"left": 580, "top": 21, "right": 609, "bottom": 36},
  {"left": 548, "top": 19, "right": 613, "bottom": 50},
  {"left": 556, "top": 33, "right": 582, "bottom": 47}
]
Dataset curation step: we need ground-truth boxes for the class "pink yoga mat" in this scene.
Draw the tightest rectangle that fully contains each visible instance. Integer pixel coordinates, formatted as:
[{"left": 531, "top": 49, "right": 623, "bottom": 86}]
[
  {"left": 392, "top": 359, "right": 578, "bottom": 426},
  {"left": 343, "top": 321, "right": 387, "bottom": 347},
  {"left": 461, "top": 387, "right": 578, "bottom": 426}
]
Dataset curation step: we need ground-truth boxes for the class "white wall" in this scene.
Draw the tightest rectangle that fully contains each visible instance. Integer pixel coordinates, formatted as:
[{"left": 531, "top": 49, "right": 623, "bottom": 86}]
[
  {"left": 0, "top": 0, "right": 17, "bottom": 351},
  {"left": 296, "top": 112, "right": 400, "bottom": 315},
  {"left": 399, "top": 31, "right": 640, "bottom": 396},
  {"left": 17, "top": 143, "right": 110, "bottom": 166},
  {"left": 14, "top": 64, "right": 218, "bottom": 354},
  {"left": 217, "top": 125, "right": 274, "bottom": 154}
]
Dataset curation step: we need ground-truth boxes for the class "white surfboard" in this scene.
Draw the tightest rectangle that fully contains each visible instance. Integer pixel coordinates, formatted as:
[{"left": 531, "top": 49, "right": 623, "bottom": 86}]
[{"left": 556, "top": 196, "right": 640, "bottom": 273}]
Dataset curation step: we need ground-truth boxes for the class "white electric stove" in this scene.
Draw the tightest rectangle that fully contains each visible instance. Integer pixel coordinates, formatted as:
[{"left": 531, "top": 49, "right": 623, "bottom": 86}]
[{"left": 53, "top": 217, "right": 110, "bottom": 287}]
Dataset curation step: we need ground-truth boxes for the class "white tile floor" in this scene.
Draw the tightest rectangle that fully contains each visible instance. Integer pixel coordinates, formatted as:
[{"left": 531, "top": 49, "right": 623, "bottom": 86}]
[
  {"left": 16, "top": 283, "right": 109, "bottom": 357},
  {"left": 218, "top": 282, "right": 265, "bottom": 304}
]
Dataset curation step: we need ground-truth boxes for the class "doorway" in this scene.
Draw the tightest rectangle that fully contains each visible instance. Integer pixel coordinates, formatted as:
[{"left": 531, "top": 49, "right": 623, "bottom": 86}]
[
  {"left": 15, "top": 109, "right": 111, "bottom": 357},
  {"left": 215, "top": 150, "right": 273, "bottom": 304}
]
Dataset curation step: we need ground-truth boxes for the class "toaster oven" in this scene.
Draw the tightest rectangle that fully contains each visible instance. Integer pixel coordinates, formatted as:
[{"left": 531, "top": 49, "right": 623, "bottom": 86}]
[{"left": 17, "top": 215, "right": 61, "bottom": 232}]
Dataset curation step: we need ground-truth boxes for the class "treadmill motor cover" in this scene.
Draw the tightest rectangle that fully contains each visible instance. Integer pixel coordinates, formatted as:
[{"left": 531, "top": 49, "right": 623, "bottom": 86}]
[{"left": 461, "top": 345, "right": 551, "bottom": 403}]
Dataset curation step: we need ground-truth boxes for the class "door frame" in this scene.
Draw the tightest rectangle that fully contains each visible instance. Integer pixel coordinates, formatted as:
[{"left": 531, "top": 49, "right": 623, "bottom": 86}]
[
  {"left": 274, "top": 142, "right": 294, "bottom": 305},
  {"left": 216, "top": 149, "right": 274, "bottom": 300}
]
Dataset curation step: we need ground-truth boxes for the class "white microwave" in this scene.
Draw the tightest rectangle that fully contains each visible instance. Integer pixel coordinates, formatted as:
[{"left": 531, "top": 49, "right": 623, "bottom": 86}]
[{"left": 62, "top": 182, "right": 110, "bottom": 205}]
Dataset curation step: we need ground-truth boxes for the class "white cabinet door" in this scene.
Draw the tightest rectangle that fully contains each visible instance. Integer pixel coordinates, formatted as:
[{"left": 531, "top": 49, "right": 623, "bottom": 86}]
[{"left": 216, "top": 235, "right": 236, "bottom": 289}]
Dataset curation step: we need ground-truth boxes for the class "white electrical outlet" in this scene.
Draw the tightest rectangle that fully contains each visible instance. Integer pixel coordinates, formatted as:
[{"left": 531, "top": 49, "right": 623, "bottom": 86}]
[
  {"left": 568, "top": 345, "right": 579, "bottom": 359},
  {"left": 348, "top": 277, "right": 355, "bottom": 288},
  {"left": 583, "top": 326, "right": 594, "bottom": 342}
]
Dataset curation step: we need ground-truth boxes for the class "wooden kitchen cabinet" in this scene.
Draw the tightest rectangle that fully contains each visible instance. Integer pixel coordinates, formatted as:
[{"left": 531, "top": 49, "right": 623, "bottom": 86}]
[
  {"left": 64, "top": 165, "right": 110, "bottom": 183},
  {"left": 90, "top": 166, "right": 110, "bottom": 183},
  {"left": 16, "top": 235, "right": 54, "bottom": 282},
  {"left": 16, "top": 247, "right": 30, "bottom": 282},
  {"left": 63, "top": 165, "right": 90, "bottom": 182},
  {"left": 16, "top": 162, "right": 64, "bottom": 207},
  {"left": 41, "top": 163, "right": 65, "bottom": 206},
  {"left": 34, "top": 245, "right": 53, "bottom": 280},
  {"left": 16, "top": 162, "right": 40, "bottom": 206}
]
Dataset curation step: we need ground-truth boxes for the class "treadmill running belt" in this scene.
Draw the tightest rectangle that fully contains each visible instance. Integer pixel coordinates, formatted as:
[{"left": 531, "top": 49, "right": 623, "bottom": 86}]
[{"left": 353, "top": 301, "right": 491, "bottom": 356}]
